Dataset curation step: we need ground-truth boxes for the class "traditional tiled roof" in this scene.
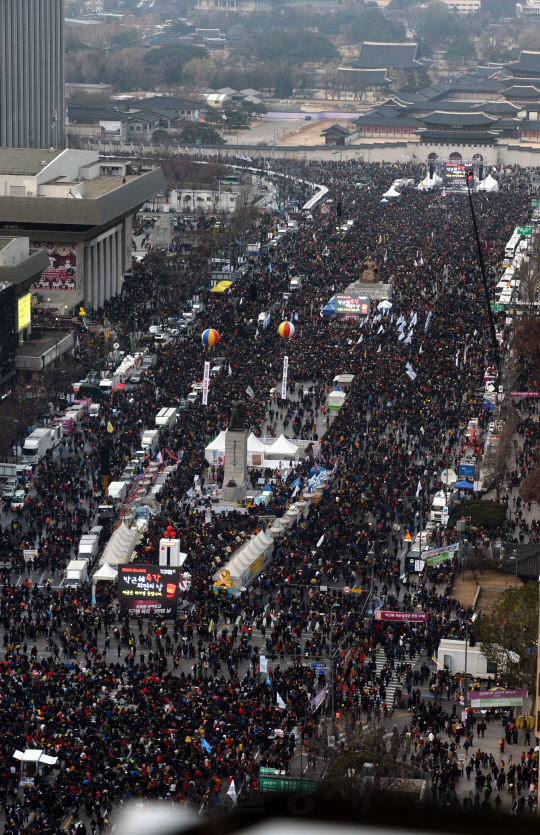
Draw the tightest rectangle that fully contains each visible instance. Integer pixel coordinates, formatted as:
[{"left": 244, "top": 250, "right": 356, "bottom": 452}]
[{"left": 350, "top": 42, "right": 421, "bottom": 70}]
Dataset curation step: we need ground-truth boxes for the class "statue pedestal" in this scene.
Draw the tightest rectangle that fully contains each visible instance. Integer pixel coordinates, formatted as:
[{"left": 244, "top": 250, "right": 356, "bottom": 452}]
[{"left": 221, "top": 428, "right": 248, "bottom": 503}]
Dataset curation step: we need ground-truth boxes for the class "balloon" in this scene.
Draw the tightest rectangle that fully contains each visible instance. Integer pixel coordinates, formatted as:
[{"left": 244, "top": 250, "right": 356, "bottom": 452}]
[
  {"left": 278, "top": 321, "right": 295, "bottom": 339},
  {"left": 202, "top": 328, "right": 220, "bottom": 347}
]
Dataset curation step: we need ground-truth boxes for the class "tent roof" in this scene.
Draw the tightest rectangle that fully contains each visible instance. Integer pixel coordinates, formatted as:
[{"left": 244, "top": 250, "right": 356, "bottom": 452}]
[
  {"left": 100, "top": 522, "right": 140, "bottom": 566},
  {"left": 206, "top": 430, "right": 226, "bottom": 451},
  {"left": 94, "top": 563, "right": 118, "bottom": 580},
  {"left": 247, "top": 432, "right": 266, "bottom": 452},
  {"left": 265, "top": 434, "right": 298, "bottom": 456}
]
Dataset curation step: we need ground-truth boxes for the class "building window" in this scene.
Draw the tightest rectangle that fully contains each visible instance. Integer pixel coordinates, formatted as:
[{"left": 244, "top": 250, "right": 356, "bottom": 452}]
[{"left": 9, "top": 186, "right": 24, "bottom": 196}]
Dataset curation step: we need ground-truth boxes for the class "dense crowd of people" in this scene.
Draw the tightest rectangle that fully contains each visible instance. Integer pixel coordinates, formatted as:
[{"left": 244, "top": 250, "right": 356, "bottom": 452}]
[{"left": 0, "top": 157, "right": 538, "bottom": 832}]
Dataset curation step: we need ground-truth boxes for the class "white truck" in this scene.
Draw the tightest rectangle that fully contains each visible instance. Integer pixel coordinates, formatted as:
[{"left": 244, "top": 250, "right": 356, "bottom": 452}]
[
  {"left": 155, "top": 407, "right": 177, "bottom": 431},
  {"left": 141, "top": 428, "right": 160, "bottom": 451},
  {"left": 78, "top": 534, "right": 100, "bottom": 561},
  {"left": 21, "top": 425, "right": 63, "bottom": 466},
  {"left": 107, "top": 481, "right": 128, "bottom": 502},
  {"left": 65, "top": 559, "right": 88, "bottom": 587}
]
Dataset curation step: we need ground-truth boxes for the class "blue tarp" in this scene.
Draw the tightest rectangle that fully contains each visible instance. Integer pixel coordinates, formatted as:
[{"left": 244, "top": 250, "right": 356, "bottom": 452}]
[
  {"left": 321, "top": 296, "right": 336, "bottom": 317},
  {"left": 455, "top": 480, "right": 474, "bottom": 490}
]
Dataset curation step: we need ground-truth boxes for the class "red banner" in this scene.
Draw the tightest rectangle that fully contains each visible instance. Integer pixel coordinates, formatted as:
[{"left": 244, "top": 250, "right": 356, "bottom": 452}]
[{"left": 375, "top": 610, "right": 429, "bottom": 622}]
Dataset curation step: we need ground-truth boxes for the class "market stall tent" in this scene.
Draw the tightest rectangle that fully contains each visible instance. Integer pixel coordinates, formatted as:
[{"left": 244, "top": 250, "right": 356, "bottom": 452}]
[
  {"left": 264, "top": 434, "right": 299, "bottom": 460},
  {"left": 93, "top": 563, "right": 118, "bottom": 581},
  {"left": 99, "top": 522, "right": 140, "bottom": 566},
  {"left": 477, "top": 174, "right": 499, "bottom": 192}
]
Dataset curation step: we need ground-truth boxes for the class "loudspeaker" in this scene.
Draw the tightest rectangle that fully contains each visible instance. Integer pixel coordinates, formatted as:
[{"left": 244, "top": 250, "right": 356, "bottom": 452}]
[
  {"left": 336, "top": 201, "right": 342, "bottom": 218},
  {"left": 249, "top": 281, "right": 258, "bottom": 301}
]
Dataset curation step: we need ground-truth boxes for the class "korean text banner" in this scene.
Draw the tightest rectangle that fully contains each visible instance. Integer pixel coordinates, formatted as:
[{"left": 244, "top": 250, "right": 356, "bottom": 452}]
[{"left": 118, "top": 564, "right": 179, "bottom": 617}]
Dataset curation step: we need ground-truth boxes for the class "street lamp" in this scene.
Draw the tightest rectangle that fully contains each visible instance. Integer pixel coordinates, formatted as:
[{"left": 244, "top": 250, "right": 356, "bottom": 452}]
[{"left": 510, "top": 549, "right": 518, "bottom": 588}]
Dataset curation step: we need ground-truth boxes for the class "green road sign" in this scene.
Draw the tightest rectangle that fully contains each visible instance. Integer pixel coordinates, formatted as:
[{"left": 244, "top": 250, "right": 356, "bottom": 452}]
[
  {"left": 531, "top": 200, "right": 540, "bottom": 207},
  {"left": 490, "top": 303, "right": 505, "bottom": 312},
  {"left": 259, "top": 767, "right": 278, "bottom": 775},
  {"left": 259, "top": 777, "right": 318, "bottom": 795},
  {"left": 517, "top": 226, "right": 532, "bottom": 236}
]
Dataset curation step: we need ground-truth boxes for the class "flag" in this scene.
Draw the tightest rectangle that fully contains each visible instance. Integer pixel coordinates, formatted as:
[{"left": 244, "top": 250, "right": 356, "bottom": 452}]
[
  {"left": 416, "top": 480, "right": 422, "bottom": 497},
  {"left": 357, "top": 335, "right": 363, "bottom": 344},
  {"left": 377, "top": 345, "right": 382, "bottom": 353},
  {"left": 157, "top": 450, "right": 163, "bottom": 464},
  {"left": 377, "top": 325, "right": 383, "bottom": 334},
  {"left": 227, "top": 781, "right": 237, "bottom": 805},
  {"left": 406, "top": 369, "right": 417, "bottom": 380},
  {"left": 266, "top": 673, "right": 272, "bottom": 688},
  {"left": 106, "top": 421, "right": 113, "bottom": 433},
  {"left": 201, "top": 738, "right": 212, "bottom": 753},
  {"left": 228, "top": 364, "right": 232, "bottom": 376},
  {"left": 277, "top": 693, "right": 286, "bottom": 709}
]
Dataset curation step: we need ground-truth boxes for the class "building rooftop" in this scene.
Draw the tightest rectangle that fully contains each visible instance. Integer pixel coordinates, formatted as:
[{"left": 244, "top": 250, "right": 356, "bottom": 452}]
[
  {"left": 504, "top": 50, "right": 540, "bottom": 75},
  {"left": 416, "top": 110, "right": 498, "bottom": 126},
  {"left": 0, "top": 149, "right": 63, "bottom": 175},
  {"left": 351, "top": 42, "right": 421, "bottom": 70}
]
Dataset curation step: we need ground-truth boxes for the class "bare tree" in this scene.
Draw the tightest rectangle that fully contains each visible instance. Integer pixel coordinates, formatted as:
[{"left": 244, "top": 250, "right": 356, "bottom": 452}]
[{"left": 481, "top": 410, "right": 518, "bottom": 498}]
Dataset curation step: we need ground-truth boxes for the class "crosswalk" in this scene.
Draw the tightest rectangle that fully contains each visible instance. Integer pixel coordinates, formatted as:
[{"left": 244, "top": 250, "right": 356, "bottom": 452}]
[{"left": 374, "top": 648, "right": 399, "bottom": 706}]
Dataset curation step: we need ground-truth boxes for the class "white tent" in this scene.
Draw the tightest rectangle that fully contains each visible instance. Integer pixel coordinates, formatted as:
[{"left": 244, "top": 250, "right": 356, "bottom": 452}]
[
  {"left": 265, "top": 434, "right": 299, "bottom": 459},
  {"left": 93, "top": 563, "right": 118, "bottom": 581},
  {"left": 100, "top": 522, "right": 140, "bottom": 566},
  {"left": 247, "top": 432, "right": 267, "bottom": 466},
  {"left": 247, "top": 433, "right": 266, "bottom": 452},
  {"left": 477, "top": 174, "right": 499, "bottom": 192},
  {"left": 216, "top": 529, "right": 275, "bottom": 584},
  {"left": 205, "top": 431, "right": 226, "bottom": 464},
  {"left": 382, "top": 186, "right": 401, "bottom": 198}
]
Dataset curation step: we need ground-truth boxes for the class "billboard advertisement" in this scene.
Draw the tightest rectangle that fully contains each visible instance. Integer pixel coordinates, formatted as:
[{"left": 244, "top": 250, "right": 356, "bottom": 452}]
[
  {"left": 17, "top": 294, "right": 31, "bottom": 331},
  {"left": 335, "top": 294, "right": 370, "bottom": 319},
  {"left": 444, "top": 162, "right": 467, "bottom": 191},
  {"left": 118, "top": 564, "right": 179, "bottom": 618},
  {"left": 31, "top": 243, "right": 77, "bottom": 292}
]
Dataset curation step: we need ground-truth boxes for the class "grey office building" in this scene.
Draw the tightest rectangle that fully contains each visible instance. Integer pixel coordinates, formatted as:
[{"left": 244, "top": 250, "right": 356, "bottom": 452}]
[{"left": 0, "top": 0, "right": 65, "bottom": 149}]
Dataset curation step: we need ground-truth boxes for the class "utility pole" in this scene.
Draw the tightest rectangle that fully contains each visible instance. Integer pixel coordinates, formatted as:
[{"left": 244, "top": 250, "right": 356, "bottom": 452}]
[{"left": 535, "top": 574, "right": 540, "bottom": 759}]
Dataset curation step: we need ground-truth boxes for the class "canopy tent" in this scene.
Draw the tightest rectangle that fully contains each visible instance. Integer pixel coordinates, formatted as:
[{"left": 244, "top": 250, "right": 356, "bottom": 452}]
[
  {"left": 100, "top": 522, "right": 140, "bottom": 566},
  {"left": 210, "top": 280, "right": 233, "bottom": 293},
  {"left": 321, "top": 295, "right": 336, "bottom": 317},
  {"left": 204, "top": 430, "right": 226, "bottom": 464},
  {"left": 455, "top": 479, "right": 474, "bottom": 490},
  {"left": 477, "top": 174, "right": 499, "bottom": 193},
  {"left": 247, "top": 432, "right": 267, "bottom": 466},
  {"left": 93, "top": 563, "right": 118, "bottom": 581},
  {"left": 382, "top": 186, "right": 401, "bottom": 198},
  {"left": 248, "top": 433, "right": 266, "bottom": 452},
  {"left": 215, "top": 529, "right": 275, "bottom": 586},
  {"left": 378, "top": 299, "right": 392, "bottom": 310},
  {"left": 264, "top": 434, "right": 299, "bottom": 459}
]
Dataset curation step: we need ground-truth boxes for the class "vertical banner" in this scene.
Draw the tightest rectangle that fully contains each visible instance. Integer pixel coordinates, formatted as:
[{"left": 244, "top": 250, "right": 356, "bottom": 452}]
[
  {"left": 281, "top": 355, "right": 289, "bottom": 400},
  {"left": 202, "top": 361, "right": 210, "bottom": 405}
]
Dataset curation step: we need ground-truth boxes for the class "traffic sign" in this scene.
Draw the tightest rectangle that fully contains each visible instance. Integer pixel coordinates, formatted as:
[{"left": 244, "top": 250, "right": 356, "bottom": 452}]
[
  {"left": 404, "top": 531, "right": 412, "bottom": 541},
  {"left": 320, "top": 585, "right": 328, "bottom": 591},
  {"left": 312, "top": 666, "right": 326, "bottom": 675},
  {"left": 260, "top": 767, "right": 278, "bottom": 775},
  {"left": 517, "top": 226, "right": 532, "bottom": 236},
  {"left": 321, "top": 204, "right": 330, "bottom": 215},
  {"left": 351, "top": 588, "right": 362, "bottom": 594},
  {"left": 343, "top": 586, "right": 351, "bottom": 594},
  {"left": 259, "top": 777, "right": 317, "bottom": 795}
]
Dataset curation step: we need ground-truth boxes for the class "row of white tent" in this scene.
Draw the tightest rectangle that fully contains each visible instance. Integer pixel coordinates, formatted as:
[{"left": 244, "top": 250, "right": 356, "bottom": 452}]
[
  {"left": 216, "top": 529, "right": 275, "bottom": 586},
  {"left": 205, "top": 431, "right": 299, "bottom": 465}
]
